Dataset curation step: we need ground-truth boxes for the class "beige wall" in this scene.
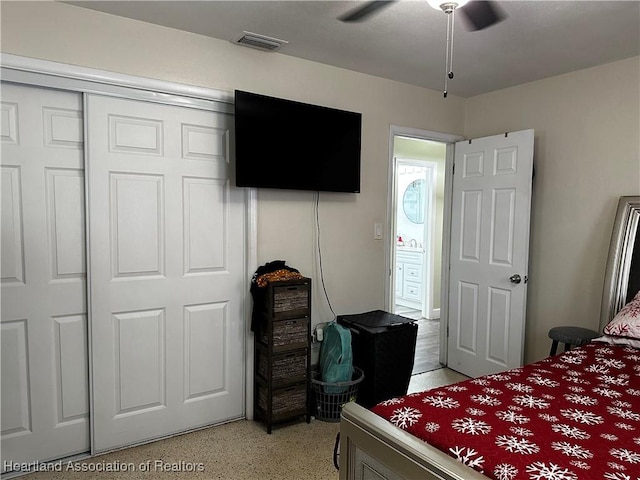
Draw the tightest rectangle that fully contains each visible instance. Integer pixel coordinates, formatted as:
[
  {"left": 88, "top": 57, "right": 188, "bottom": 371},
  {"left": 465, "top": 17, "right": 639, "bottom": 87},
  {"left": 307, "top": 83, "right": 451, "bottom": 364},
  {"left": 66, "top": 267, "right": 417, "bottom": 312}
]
[
  {"left": 2, "top": 2, "right": 639, "bottom": 366},
  {"left": 465, "top": 57, "right": 640, "bottom": 363},
  {"left": 0, "top": 1, "right": 465, "bottom": 326}
]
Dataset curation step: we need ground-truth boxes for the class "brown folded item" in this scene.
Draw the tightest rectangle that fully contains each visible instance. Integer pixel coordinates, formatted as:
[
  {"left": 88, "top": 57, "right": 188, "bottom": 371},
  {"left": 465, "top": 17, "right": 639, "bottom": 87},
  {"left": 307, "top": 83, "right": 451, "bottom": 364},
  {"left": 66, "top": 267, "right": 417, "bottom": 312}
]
[{"left": 256, "top": 269, "right": 304, "bottom": 288}]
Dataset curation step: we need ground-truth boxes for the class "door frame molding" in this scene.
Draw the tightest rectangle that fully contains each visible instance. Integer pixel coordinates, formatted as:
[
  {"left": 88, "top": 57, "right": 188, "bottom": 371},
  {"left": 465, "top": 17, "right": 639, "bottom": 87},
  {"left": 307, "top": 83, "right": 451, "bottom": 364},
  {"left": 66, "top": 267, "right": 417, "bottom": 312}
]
[
  {"left": 1, "top": 53, "right": 258, "bottom": 431},
  {"left": 386, "top": 125, "right": 463, "bottom": 365}
]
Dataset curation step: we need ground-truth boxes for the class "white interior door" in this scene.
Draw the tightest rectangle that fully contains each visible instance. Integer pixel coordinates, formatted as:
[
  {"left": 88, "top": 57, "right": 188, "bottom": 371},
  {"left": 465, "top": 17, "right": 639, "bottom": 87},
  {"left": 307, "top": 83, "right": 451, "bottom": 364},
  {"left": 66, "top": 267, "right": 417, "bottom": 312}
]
[
  {"left": 447, "top": 130, "right": 534, "bottom": 378},
  {"left": 1, "top": 83, "right": 90, "bottom": 470},
  {"left": 87, "top": 94, "right": 245, "bottom": 452}
]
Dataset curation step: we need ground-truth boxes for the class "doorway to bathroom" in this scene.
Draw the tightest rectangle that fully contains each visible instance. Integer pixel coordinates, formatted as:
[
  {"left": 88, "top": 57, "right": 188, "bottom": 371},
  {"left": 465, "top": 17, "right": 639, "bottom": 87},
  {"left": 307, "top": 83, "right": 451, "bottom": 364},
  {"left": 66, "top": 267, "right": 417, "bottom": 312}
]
[{"left": 390, "top": 134, "right": 448, "bottom": 375}]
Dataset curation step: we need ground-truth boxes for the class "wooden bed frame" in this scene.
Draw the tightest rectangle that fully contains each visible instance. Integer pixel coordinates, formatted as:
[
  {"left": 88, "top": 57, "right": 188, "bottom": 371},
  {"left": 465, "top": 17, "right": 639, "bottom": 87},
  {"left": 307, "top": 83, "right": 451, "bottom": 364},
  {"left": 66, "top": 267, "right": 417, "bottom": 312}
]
[{"left": 339, "top": 195, "right": 640, "bottom": 480}]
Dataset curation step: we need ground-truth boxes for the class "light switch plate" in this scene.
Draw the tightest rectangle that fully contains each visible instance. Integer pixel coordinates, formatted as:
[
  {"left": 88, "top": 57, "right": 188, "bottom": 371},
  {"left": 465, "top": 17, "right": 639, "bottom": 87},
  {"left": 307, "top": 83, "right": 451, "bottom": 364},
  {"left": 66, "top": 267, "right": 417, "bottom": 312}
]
[{"left": 374, "top": 223, "right": 383, "bottom": 240}]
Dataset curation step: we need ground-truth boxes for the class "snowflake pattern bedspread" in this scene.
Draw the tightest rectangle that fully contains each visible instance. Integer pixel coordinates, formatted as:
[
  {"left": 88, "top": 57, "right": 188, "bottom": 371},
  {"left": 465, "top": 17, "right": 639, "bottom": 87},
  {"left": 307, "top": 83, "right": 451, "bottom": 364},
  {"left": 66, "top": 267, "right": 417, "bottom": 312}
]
[{"left": 370, "top": 342, "right": 640, "bottom": 480}]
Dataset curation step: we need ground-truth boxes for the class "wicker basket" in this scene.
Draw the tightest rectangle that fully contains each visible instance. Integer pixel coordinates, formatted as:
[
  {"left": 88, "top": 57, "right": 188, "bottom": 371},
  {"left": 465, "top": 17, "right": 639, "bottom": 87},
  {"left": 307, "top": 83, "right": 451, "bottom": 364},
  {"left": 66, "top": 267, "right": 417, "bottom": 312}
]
[
  {"left": 311, "top": 367, "right": 364, "bottom": 422},
  {"left": 262, "top": 318, "right": 309, "bottom": 350},
  {"left": 257, "top": 350, "right": 307, "bottom": 384},
  {"left": 258, "top": 383, "right": 307, "bottom": 418}
]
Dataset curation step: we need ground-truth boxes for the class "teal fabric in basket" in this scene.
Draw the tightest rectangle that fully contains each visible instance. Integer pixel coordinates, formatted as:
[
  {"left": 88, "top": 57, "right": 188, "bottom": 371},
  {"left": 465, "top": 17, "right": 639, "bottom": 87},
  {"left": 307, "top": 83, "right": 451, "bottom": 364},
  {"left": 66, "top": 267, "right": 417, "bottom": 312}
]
[{"left": 319, "top": 322, "right": 353, "bottom": 393}]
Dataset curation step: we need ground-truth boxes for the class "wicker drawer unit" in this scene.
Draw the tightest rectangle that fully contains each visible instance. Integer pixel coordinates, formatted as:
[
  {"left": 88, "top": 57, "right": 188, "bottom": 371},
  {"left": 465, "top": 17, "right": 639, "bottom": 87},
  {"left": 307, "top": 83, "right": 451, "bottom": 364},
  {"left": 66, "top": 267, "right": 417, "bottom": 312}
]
[
  {"left": 259, "top": 317, "right": 309, "bottom": 352},
  {"left": 257, "top": 383, "right": 308, "bottom": 420},
  {"left": 253, "top": 278, "right": 311, "bottom": 433},
  {"left": 263, "top": 279, "right": 311, "bottom": 320},
  {"left": 257, "top": 347, "right": 308, "bottom": 386}
]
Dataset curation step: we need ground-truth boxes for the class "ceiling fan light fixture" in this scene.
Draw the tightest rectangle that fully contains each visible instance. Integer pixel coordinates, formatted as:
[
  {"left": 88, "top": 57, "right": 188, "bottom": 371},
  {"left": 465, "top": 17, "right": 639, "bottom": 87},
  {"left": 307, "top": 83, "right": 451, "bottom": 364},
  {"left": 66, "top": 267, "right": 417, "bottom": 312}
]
[
  {"left": 425, "top": 0, "right": 471, "bottom": 98},
  {"left": 339, "top": 0, "right": 503, "bottom": 98},
  {"left": 426, "top": 0, "right": 470, "bottom": 13}
]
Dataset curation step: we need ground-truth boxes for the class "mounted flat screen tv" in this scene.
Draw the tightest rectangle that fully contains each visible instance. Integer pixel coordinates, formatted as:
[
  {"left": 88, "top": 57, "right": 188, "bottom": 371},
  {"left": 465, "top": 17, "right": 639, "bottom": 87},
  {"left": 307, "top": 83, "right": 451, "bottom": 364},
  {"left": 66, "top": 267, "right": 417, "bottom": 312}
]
[{"left": 234, "top": 90, "right": 362, "bottom": 193}]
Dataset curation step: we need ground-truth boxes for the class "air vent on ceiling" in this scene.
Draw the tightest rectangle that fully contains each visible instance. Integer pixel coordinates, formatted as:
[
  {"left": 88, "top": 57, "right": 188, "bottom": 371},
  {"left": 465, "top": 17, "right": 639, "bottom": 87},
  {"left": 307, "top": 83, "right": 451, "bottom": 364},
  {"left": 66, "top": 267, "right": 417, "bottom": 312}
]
[{"left": 232, "top": 31, "right": 288, "bottom": 52}]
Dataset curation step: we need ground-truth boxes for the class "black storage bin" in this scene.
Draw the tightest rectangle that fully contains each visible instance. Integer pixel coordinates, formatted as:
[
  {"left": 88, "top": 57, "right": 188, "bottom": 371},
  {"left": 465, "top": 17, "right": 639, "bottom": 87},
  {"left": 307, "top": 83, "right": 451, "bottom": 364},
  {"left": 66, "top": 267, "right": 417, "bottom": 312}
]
[{"left": 337, "top": 310, "right": 417, "bottom": 408}]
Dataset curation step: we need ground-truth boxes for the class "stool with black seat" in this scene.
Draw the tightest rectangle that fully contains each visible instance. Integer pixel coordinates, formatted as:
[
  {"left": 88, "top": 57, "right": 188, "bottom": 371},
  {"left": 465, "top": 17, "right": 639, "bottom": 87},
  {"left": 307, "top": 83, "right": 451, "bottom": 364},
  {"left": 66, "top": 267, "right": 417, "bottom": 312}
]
[{"left": 547, "top": 326, "right": 600, "bottom": 355}]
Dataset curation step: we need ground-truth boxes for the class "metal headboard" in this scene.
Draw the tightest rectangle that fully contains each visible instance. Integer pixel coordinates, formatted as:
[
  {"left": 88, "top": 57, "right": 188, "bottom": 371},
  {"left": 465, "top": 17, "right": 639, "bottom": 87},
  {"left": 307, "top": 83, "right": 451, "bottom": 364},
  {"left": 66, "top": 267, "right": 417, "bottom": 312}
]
[{"left": 600, "top": 196, "right": 640, "bottom": 332}]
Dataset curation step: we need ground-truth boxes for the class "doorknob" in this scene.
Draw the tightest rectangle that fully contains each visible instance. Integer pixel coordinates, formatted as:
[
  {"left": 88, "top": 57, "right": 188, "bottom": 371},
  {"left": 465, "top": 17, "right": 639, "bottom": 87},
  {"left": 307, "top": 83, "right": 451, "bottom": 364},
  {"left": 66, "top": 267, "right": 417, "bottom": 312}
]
[{"left": 509, "top": 274, "right": 522, "bottom": 284}]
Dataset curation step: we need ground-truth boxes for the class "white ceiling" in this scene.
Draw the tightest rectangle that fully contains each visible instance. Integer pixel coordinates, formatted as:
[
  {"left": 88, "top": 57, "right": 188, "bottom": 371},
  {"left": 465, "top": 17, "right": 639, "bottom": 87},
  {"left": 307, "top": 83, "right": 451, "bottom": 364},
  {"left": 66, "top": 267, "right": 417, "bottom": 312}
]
[{"left": 66, "top": 0, "right": 640, "bottom": 97}]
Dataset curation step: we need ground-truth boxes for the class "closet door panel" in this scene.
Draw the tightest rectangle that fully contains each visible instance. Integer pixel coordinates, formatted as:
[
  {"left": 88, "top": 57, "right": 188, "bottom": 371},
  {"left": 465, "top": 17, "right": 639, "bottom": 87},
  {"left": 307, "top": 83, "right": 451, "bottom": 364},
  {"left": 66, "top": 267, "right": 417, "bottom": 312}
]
[
  {"left": 46, "top": 168, "right": 86, "bottom": 279},
  {"left": 88, "top": 95, "right": 245, "bottom": 452},
  {"left": 110, "top": 172, "right": 165, "bottom": 278},
  {"left": 1, "top": 165, "right": 24, "bottom": 285},
  {"left": 0, "top": 83, "right": 89, "bottom": 472}
]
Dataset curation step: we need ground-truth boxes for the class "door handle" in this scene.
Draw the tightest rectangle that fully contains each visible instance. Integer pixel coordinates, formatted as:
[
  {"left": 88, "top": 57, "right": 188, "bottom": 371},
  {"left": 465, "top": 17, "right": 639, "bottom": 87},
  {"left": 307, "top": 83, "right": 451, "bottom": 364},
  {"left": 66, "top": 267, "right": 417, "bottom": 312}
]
[{"left": 509, "top": 274, "right": 522, "bottom": 284}]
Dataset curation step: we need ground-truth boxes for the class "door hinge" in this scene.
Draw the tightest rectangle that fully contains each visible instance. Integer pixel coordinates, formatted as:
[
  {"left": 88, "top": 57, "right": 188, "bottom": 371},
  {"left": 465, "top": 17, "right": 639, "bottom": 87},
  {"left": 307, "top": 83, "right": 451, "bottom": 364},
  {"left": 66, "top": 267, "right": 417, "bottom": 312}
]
[
  {"left": 452, "top": 163, "right": 455, "bottom": 175},
  {"left": 446, "top": 324, "right": 450, "bottom": 338}
]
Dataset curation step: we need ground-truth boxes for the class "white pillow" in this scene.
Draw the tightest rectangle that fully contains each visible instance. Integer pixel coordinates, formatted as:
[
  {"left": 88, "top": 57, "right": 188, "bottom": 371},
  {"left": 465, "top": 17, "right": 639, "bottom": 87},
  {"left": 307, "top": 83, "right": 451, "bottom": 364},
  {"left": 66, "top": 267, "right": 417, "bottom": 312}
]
[
  {"left": 603, "top": 289, "right": 640, "bottom": 339},
  {"left": 593, "top": 334, "right": 640, "bottom": 349}
]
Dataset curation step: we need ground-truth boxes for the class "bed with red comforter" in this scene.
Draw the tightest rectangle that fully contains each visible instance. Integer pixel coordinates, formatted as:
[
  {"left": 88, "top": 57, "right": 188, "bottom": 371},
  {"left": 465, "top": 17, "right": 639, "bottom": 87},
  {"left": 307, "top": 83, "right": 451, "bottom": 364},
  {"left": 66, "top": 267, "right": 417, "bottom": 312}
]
[
  {"left": 340, "top": 197, "right": 640, "bottom": 480},
  {"left": 371, "top": 342, "right": 640, "bottom": 480}
]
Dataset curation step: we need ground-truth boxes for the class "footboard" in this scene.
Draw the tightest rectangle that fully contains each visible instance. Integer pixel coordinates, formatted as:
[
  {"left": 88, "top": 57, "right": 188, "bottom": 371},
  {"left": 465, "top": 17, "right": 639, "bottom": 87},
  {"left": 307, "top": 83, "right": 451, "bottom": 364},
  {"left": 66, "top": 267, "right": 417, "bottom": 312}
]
[{"left": 339, "top": 402, "right": 488, "bottom": 480}]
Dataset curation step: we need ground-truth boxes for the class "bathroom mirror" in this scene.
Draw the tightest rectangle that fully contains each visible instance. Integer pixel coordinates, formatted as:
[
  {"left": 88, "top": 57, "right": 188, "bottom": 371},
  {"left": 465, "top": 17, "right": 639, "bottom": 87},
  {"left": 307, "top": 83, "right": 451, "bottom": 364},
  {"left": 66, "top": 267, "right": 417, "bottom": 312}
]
[{"left": 403, "top": 179, "right": 425, "bottom": 224}]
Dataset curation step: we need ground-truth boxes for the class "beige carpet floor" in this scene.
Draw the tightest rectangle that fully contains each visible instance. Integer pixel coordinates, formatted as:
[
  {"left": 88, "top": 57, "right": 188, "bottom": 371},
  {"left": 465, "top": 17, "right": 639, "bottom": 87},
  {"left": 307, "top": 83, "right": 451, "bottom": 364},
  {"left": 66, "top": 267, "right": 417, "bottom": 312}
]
[
  {"left": 16, "top": 419, "right": 340, "bottom": 480},
  {"left": 15, "top": 369, "right": 467, "bottom": 480}
]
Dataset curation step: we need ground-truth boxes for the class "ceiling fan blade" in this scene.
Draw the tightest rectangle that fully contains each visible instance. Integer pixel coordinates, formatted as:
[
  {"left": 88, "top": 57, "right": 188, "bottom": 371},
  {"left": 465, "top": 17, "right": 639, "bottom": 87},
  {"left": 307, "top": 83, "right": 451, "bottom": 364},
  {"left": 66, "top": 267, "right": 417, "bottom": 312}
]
[
  {"left": 339, "top": 1, "right": 397, "bottom": 23},
  {"left": 460, "top": 1, "right": 506, "bottom": 31}
]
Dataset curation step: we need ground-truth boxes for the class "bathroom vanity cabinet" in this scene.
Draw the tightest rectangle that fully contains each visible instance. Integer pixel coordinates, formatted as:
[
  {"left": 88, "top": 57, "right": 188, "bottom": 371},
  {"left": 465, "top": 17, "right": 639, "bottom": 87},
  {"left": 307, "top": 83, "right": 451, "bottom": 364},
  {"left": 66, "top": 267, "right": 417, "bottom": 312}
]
[{"left": 395, "top": 249, "right": 424, "bottom": 310}]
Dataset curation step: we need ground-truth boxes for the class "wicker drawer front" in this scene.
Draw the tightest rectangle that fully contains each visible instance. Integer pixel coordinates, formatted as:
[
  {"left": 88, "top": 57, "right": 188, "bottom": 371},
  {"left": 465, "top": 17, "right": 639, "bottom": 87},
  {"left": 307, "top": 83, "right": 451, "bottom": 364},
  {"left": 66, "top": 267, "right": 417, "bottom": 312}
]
[
  {"left": 272, "top": 284, "right": 310, "bottom": 319},
  {"left": 261, "top": 318, "right": 309, "bottom": 351},
  {"left": 258, "top": 383, "right": 307, "bottom": 417},
  {"left": 257, "top": 350, "right": 307, "bottom": 384}
]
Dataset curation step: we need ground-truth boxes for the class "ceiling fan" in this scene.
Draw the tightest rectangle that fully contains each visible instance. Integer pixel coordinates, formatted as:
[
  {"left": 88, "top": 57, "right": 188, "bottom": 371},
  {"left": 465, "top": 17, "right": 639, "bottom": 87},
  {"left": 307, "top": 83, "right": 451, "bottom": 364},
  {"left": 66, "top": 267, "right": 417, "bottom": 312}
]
[{"left": 339, "top": 1, "right": 506, "bottom": 97}]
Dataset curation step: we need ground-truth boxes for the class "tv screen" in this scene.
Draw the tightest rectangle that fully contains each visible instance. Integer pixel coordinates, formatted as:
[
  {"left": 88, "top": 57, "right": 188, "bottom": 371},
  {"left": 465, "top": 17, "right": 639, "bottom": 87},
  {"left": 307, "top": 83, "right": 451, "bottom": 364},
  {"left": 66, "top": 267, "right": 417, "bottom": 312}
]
[{"left": 234, "top": 90, "right": 362, "bottom": 193}]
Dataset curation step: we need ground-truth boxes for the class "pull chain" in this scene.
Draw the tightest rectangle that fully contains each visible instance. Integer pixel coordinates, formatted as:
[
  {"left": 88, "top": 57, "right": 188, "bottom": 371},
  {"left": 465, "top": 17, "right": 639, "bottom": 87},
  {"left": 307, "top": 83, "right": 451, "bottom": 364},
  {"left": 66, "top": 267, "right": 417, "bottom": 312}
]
[{"left": 443, "top": 8, "right": 455, "bottom": 98}]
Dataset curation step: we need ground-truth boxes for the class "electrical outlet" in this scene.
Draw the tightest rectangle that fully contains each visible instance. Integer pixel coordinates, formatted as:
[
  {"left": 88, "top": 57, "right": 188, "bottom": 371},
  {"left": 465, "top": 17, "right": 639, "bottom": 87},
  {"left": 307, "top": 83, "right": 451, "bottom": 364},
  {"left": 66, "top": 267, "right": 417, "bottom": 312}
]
[{"left": 313, "top": 322, "right": 328, "bottom": 343}]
